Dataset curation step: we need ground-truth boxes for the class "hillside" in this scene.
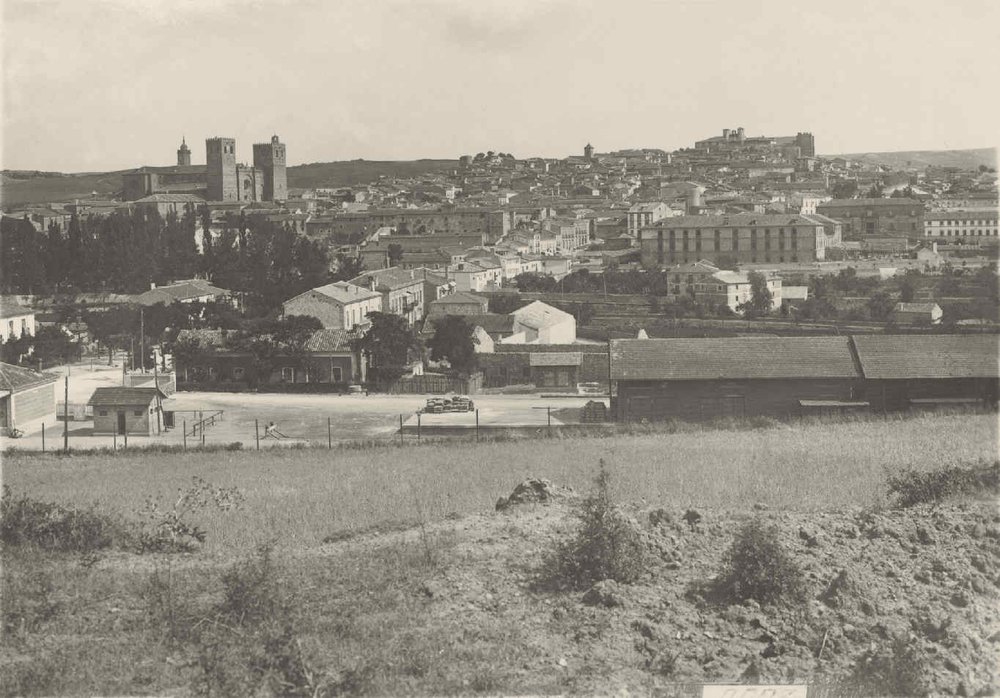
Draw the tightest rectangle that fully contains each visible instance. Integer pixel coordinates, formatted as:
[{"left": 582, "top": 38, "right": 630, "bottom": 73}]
[
  {"left": 1, "top": 159, "right": 458, "bottom": 208},
  {"left": 2, "top": 414, "right": 998, "bottom": 695},
  {"left": 823, "top": 147, "right": 996, "bottom": 171}
]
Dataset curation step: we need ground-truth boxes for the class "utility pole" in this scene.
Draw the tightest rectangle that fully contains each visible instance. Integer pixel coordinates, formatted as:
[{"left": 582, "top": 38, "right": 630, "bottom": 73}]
[
  {"left": 63, "top": 376, "right": 69, "bottom": 452},
  {"left": 139, "top": 307, "right": 145, "bottom": 373}
]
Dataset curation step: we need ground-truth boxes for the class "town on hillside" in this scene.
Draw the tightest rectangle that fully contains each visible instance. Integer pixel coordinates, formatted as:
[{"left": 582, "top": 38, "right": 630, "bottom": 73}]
[{"left": 1, "top": 128, "right": 998, "bottom": 442}]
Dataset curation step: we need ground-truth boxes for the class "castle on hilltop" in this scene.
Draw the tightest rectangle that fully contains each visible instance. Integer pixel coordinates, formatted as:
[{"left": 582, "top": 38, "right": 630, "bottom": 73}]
[{"left": 122, "top": 135, "right": 287, "bottom": 203}]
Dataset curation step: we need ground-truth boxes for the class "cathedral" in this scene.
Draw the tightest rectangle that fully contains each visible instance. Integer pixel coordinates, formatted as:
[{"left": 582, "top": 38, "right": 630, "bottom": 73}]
[{"left": 122, "top": 135, "right": 287, "bottom": 203}]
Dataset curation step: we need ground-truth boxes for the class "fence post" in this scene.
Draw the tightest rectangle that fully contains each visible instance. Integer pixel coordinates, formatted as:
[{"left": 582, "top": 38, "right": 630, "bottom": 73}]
[
  {"left": 183, "top": 420, "right": 187, "bottom": 450},
  {"left": 113, "top": 423, "right": 117, "bottom": 451},
  {"left": 475, "top": 408, "right": 480, "bottom": 443},
  {"left": 63, "top": 376, "right": 69, "bottom": 453},
  {"left": 547, "top": 406, "right": 552, "bottom": 434},
  {"left": 201, "top": 426, "right": 205, "bottom": 447},
  {"left": 124, "top": 423, "right": 128, "bottom": 450},
  {"left": 255, "top": 419, "right": 260, "bottom": 451},
  {"left": 328, "top": 417, "right": 332, "bottom": 449},
  {"left": 417, "top": 412, "right": 421, "bottom": 441},
  {"left": 399, "top": 415, "right": 404, "bottom": 445},
  {"left": 41, "top": 423, "right": 45, "bottom": 452}
]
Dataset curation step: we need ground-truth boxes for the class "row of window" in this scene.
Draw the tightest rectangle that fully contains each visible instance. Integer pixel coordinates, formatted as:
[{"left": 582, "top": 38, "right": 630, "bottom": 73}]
[
  {"left": 931, "top": 229, "right": 999, "bottom": 237},
  {"left": 928, "top": 219, "right": 997, "bottom": 226},
  {"left": 190, "top": 366, "right": 345, "bottom": 382},
  {"left": 97, "top": 408, "right": 153, "bottom": 417},
  {"left": 656, "top": 253, "right": 801, "bottom": 264}
]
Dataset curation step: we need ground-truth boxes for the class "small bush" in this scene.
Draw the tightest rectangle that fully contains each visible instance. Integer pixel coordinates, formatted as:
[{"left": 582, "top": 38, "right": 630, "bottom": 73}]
[
  {"left": 190, "top": 544, "right": 326, "bottom": 697},
  {"left": 0, "top": 485, "right": 125, "bottom": 552},
  {"left": 133, "top": 476, "right": 244, "bottom": 553},
  {"left": 840, "top": 637, "right": 927, "bottom": 697},
  {"left": 717, "top": 517, "right": 806, "bottom": 606},
  {"left": 547, "top": 460, "right": 647, "bottom": 590},
  {"left": 887, "top": 460, "right": 999, "bottom": 507}
]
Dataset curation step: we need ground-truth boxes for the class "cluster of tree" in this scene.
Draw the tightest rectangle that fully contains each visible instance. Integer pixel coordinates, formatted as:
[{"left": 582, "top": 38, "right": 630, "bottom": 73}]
[
  {"left": 830, "top": 180, "right": 858, "bottom": 199},
  {"left": 1, "top": 208, "right": 331, "bottom": 316},
  {"left": 472, "top": 151, "right": 515, "bottom": 162},
  {"left": 0, "top": 326, "right": 82, "bottom": 368},
  {"left": 513, "top": 269, "right": 673, "bottom": 296},
  {"left": 890, "top": 186, "right": 916, "bottom": 198}
]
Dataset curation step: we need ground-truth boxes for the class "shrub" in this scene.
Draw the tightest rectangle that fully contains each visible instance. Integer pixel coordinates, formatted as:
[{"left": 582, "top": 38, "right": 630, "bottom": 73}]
[
  {"left": 133, "top": 477, "right": 244, "bottom": 553},
  {"left": 0, "top": 485, "right": 125, "bottom": 552},
  {"left": 840, "top": 637, "right": 927, "bottom": 697},
  {"left": 547, "top": 460, "right": 647, "bottom": 589},
  {"left": 886, "top": 461, "right": 999, "bottom": 507},
  {"left": 717, "top": 517, "right": 806, "bottom": 606},
  {"left": 190, "top": 544, "right": 326, "bottom": 697}
]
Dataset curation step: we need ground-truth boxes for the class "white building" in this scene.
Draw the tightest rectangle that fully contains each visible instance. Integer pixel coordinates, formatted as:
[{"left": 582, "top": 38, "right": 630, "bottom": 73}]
[
  {"left": 923, "top": 210, "right": 999, "bottom": 241},
  {"left": 0, "top": 303, "right": 36, "bottom": 342},
  {"left": 501, "top": 301, "right": 577, "bottom": 344}
]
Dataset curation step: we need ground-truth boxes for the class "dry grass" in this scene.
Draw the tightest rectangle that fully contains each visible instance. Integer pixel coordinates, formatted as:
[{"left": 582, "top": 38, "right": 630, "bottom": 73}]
[{"left": 4, "top": 413, "right": 996, "bottom": 556}]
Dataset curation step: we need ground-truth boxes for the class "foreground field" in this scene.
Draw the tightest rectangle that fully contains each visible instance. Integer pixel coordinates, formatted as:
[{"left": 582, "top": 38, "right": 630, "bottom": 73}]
[
  {"left": 3, "top": 414, "right": 998, "bottom": 696},
  {"left": 5, "top": 414, "right": 997, "bottom": 552}
]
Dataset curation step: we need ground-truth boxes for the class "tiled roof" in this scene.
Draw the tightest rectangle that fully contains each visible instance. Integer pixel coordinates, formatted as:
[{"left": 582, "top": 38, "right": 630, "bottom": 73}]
[
  {"left": 134, "top": 279, "right": 230, "bottom": 306},
  {"left": 454, "top": 313, "right": 515, "bottom": 334},
  {"left": 511, "top": 301, "right": 574, "bottom": 330},
  {"left": 87, "top": 387, "right": 165, "bottom": 406},
  {"left": 818, "top": 198, "right": 921, "bottom": 208},
  {"left": 133, "top": 193, "right": 206, "bottom": 203},
  {"left": 610, "top": 337, "right": 860, "bottom": 381},
  {"left": 649, "top": 214, "right": 823, "bottom": 229},
  {"left": 303, "top": 329, "right": 356, "bottom": 353},
  {"left": 852, "top": 335, "right": 999, "bottom": 379},
  {"left": 0, "top": 362, "right": 59, "bottom": 392},
  {"left": 0, "top": 302, "right": 34, "bottom": 319},
  {"left": 295, "top": 282, "right": 381, "bottom": 305},
  {"left": 348, "top": 267, "right": 423, "bottom": 290},
  {"left": 529, "top": 352, "right": 583, "bottom": 367},
  {"left": 894, "top": 302, "right": 941, "bottom": 313},
  {"left": 429, "top": 292, "right": 487, "bottom": 307}
]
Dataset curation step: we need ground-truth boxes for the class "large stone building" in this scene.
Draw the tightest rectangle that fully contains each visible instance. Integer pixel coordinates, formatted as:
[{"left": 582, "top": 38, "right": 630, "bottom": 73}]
[
  {"left": 816, "top": 198, "right": 924, "bottom": 240},
  {"left": 694, "top": 127, "right": 815, "bottom": 158},
  {"left": 922, "top": 210, "right": 999, "bottom": 242},
  {"left": 639, "top": 213, "right": 834, "bottom": 267},
  {"left": 122, "top": 135, "right": 288, "bottom": 203}
]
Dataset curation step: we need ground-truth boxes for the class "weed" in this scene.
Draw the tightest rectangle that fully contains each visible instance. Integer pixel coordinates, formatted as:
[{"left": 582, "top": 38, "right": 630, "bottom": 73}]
[
  {"left": 2, "top": 562, "right": 61, "bottom": 641},
  {"left": 717, "top": 517, "right": 806, "bottom": 606},
  {"left": 133, "top": 476, "right": 244, "bottom": 553},
  {"left": 886, "top": 460, "right": 999, "bottom": 507},
  {"left": 545, "top": 460, "right": 647, "bottom": 590},
  {"left": 0, "top": 485, "right": 125, "bottom": 552}
]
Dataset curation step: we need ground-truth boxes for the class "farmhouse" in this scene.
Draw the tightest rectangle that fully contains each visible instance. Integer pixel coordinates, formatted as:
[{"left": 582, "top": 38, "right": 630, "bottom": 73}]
[
  {"left": 853, "top": 334, "right": 999, "bottom": 411},
  {"left": 426, "top": 291, "right": 489, "bottom": 317},
  {"left": 504, "top": 301, "right": 577, "bottom": 344},
  {"left": 892, "top": 302, "right": 942, "bottom": 326},
  {"left": 88, "top": 386, "right": 167, "bottom": 436},
  {"left": 0, "top": 362, "right": 58, "bottom": 436},
  {"left": 1, "top": 302, "right": 36, "bottom": 342},
  {"left": 610, "top": 337, "right": 863, "bottom": 421}
]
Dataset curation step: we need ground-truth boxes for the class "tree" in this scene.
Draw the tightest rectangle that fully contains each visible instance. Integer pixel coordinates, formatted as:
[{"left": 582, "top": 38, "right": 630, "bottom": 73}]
[
  {"left": 332, "top": 253, "right": 363, "bottom": 282},
  {"left": 866, "top": 183, "right": 884, "bottom": 198},
  {"left": 427, "top": 316, "right": 478, "bottom": 375},
  {"left": 831, "top": 180, "right": 858, "bottom": 199},
  {"left": 867, "top": 291, "right": 895, "bottom": 321},
  {"left": 354, "top": 312, "right": 422, "bottom": 387},
  {"left": 30, "top": 326, "right": 82, "bottom": 367},
  {"left": 387, "top": 243, "right": 404, "bottom": 267},
  {"left": 738, "top": 272, "right": 773, "bottom": 318},
  {"left": 898, "top": 277, "right": 916, "bottom": 303}
]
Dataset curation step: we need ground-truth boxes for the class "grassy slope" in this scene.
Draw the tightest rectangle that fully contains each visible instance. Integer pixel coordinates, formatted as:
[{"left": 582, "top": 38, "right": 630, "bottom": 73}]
[
  {"left": 5, "top": 413, "right": 996, "bottom": 553},
  {"left": 0, "top": 160, "right": 457, "bottom": 207}
]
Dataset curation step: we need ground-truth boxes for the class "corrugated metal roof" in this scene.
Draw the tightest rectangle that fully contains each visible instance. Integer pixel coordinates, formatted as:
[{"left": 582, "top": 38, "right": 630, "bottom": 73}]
[
  {"left": 852, "top": 334, "right": 1000, "bottom": 379},
  {"left": 87, "top": 387, "right": 164, "bottom": 406},
  {"left": 610, "top": 337, "right": 860, "bottom": 381},
  {"left": 530, "top": 352, "right": 583, "bottom": 367}
]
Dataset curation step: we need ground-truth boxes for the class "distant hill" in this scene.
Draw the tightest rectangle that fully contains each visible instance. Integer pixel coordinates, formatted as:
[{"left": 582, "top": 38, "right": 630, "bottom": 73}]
[
  {"left": 1, "top": 159, "right": 459, "bottom": 208},
  {"left": 823, "top": 147, "right": 996, "bottom": 171}
]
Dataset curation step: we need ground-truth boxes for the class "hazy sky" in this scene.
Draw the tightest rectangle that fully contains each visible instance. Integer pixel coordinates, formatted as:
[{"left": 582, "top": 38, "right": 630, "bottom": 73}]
[{"left": 2, "top": 0, "right": 998, "bottom": 172}]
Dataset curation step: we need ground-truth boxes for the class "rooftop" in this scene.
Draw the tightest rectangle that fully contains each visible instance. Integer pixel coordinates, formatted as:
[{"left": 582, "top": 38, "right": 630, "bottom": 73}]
[
  {"left": 648, "top": 214, "right": 824, "bottom": 229},
  {"left": 610, "top": 337, "right": 860, "bottom": 381},
  {"left": 87, "top": 386, "right": 166, "bottom": 406},
  {"left": 0, "top": 362, "right": 59, "bottom": 393},
  {"left": 852, "top": 334, "right": 999, "bottom": 379},
  {"left": 292, "top": 282, "right": 381, "bottom": 305},
  {"left": 348, "top": 267, "right": 424, "bottom": 291}
]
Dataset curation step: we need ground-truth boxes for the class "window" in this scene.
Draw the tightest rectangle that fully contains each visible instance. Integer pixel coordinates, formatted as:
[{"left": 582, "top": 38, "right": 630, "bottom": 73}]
[
  {"left": 99, "top": 410, "right": 108, "bottom": 417},
  {"left": 332, "top": 366, "right": 343, "bottom": 382},
  {"left": 281, "top": 367, "right": 294, "bottom": 381},
  {"left": 233, "top": 367, "right": 245, "bottom": 379},
  {"left": 134, "top": 410, "right": 143, "bottom": 416}
]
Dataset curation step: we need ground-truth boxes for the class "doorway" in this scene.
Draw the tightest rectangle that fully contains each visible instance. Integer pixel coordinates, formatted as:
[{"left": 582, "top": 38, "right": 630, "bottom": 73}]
[{"left": 117, "top": 411, "right": 127, "bottom": 435}]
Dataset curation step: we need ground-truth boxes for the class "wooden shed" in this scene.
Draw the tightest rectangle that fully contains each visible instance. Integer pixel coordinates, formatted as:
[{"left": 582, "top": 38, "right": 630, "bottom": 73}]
[
  {"left": 87, "top": 387, "right": 167, "bottom": 436},
  {"left": 610, "top": 337, "right": 864, "bottom": 422},
  {"left": 853, "top": 334, "right": 1000, "bottom": 411},
  {"left": 0, "top": 362, "right": 58, "bottom": 436}
]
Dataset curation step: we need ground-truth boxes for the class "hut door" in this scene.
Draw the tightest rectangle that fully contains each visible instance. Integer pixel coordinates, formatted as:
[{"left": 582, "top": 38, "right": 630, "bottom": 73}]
[{"left": 117, "top": 411, "right": 127, "bottom": 435}]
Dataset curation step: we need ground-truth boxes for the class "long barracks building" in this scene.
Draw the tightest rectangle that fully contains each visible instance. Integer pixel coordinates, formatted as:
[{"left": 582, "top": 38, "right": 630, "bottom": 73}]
[{"left": 638, "top": 213, "right": 839, "bottom": 268}]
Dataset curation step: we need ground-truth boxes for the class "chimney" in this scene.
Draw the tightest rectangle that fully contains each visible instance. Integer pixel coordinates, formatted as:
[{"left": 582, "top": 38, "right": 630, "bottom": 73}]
[{"left": 368, "top": 275, "right": 375, "bottom": 291}]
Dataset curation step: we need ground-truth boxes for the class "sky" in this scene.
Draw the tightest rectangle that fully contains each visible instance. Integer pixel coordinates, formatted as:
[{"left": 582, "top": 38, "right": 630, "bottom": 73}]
[{"left": 2, "top": 0, "right": 999, "bottom": 172}]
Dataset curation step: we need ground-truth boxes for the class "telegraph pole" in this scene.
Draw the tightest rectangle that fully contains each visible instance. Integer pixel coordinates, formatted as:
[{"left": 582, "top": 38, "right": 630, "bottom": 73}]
[
  {"left": 63, "top": 376, "right": 69, "bottom": 452},
  {"left": 139, "top": 307, "right": 145, "bottom": 372}
]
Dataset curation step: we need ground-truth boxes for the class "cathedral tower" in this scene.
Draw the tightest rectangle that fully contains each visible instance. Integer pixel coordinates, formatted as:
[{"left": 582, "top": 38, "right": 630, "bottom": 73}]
[
  {"left": 253, "top": 135, "right": 288, "bottom": 201},
  {"left": 176, "top": 137, "right": 191, "bottom": 166},
  {"left": 206, "top": 137, "right": 237, "bottom": 201}
]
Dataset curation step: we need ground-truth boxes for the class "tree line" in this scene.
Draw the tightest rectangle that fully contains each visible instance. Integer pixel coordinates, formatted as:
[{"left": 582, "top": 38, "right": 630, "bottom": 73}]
[{"left": 0, "top": 206, "right": 332, "bottom": 315}]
